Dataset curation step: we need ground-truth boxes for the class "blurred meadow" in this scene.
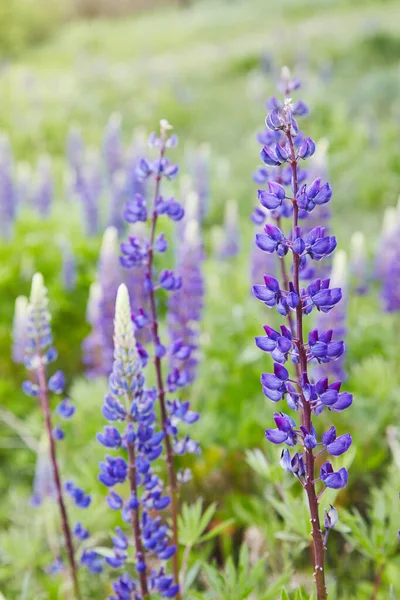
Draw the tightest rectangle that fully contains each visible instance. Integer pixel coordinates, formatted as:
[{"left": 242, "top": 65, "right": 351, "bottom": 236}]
[{"left": 1, "top": 0, "right": 400, "bottom": 598}]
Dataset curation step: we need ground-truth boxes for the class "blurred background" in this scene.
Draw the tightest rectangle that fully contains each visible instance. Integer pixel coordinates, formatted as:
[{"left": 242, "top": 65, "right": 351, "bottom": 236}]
[{"left": 0, "top": 0, "right": 400, "bottom": 598}]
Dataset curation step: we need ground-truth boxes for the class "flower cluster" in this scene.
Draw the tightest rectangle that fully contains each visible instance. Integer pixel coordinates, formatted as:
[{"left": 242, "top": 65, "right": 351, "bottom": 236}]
[
  {"left": 59, "top": 237, "right": 77, "bottom": 292},
  {"left": 22, "top": 273, "right": 94, "bottom": 597},
  {"left": 118, "top": 120, "right": 202, "bottom": 598},
  {"left": 315, "top": 250, "right": 348, "bottom": 381},
  {"left": 33, "top": 155, "right": 54, "bottom": 218},
  {"left": 168, "top": 218, "right": 205, "bottom": 386},
  {"left": 98, "top": 283, "right": 179, "bottom": 598},
  {"left": 377, "top": 201, "right": 400, "bottom": 312},
  {"left": 189, "top": 144, "right": 211, "bottom": 219},
  {"left": 0, "top": 134, "right": 17, "bottom": 239},
  {"left": 83, "top": 227, "right": 123, "bottom": 377},
  {"left": 252, "top": 69, "right": 353, "bottom": 599},
  {"left": 119, "top": 119, "right": 200, "bottom": 439}
]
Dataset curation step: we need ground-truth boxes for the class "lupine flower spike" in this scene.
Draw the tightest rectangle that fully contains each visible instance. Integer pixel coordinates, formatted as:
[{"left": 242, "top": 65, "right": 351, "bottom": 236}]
[
  {"left": 23, "top": 273, "right": 83, "bottom": 600},
  {"left": 98, "top": 284, "right": 179, "bottom": 599},
  {"left": 168, "top": 218, "right": 205, "bottom": 385},
  {"left": 379, "top": 202, "right": 400, "bottom": 312},
  {"left": 219, "top": 200, "right": 240, "bottom": 258},
  {"left": 59, "top": 237, "right": 77, "bottom": 292},
  {"left": 33, "top": 155, "right": 54, "bottom": 218},
  {"left": 83, "top": 227, "right": 123, "bottom": 377},
  {"left": 315, "top": 251, "right": 348, "bottom": 382},
  {"left": 120, "top": 120, "right": 200, "bottom": 599},
  {"left": 253, "top": 69, "right": 353, "bottom": 600},
  {"left": 0, "top": 133, "right": 17, "bottom": 239}
]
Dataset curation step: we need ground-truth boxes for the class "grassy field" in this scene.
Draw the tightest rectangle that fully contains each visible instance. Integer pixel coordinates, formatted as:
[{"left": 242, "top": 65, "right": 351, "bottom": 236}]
[{"left": 1, "top": 0, "right": 400, "bottom": 598}]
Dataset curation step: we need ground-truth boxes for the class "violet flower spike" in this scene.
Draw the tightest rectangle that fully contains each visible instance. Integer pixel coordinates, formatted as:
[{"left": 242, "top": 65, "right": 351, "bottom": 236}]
[
  {"left": 83, "top": 227, "right": 123, "bottom": 377},
  {"left": 0, "top": 134, "right": 17, "bottom": 239},
  {"left": 253, "top": 68, "right": 353, "bottom": 600},
  {"left": 23, "top": 273, "right": 83, "bottom": 600},
  {"left": 98, "top": 284, "right": 178, "bottom": 599},
  {"left": 119, "top": 120, "right": 201, "bottom": 600}
]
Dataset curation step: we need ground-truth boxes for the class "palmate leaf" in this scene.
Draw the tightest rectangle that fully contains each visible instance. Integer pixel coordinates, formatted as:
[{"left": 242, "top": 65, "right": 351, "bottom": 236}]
[
  {"left": 200, "top": 543, "right": 289, "bottom": 600},
  {"left": 178, "top": 498, "right": 234, "bottom": 547},
  {"left": 259, "top": 574, "right": 292, "bottom": 600},
  {"left": 183, "top": 561, "right": 202, "bottom": 592},
  {"left": 341, "top": 509, "right": 378, "bottom": 560}
]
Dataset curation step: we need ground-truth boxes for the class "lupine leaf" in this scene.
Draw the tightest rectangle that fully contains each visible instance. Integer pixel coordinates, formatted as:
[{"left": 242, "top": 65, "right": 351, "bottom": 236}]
[
  {"left": 198, "top": 518, "right": 235, "bottom": 543},
  {"left": 259, "top": 573, "right": 292, "bottom": 600}
]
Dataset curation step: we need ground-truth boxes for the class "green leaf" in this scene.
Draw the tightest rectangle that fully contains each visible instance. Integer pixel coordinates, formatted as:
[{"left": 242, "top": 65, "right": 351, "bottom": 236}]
[
  {"left": 183, "top": 561, "right": 202, "bottom": 592},
  {"left": 281, "top": 591, "right": 290, "bottom": 600},
  {"left": 198, "top": 518, "right": 235, "bottom": 543},
  {"left": 260, "top": 573, "right": 291, "bottom": 600}
]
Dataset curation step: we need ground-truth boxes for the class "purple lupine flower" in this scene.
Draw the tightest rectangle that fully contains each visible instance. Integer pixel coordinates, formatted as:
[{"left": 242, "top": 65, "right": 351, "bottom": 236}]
[
  {"left": 59, "top": 238, "right": 77, "bottom": 292},
  {"left": 97, "top": 227, "right": 123, "bottom": 372},
  {"left": 125, "top": 130, "right": 147, "bottom": 200},
  {"left": 82, "top": 282, "right": 104, "bottom": 378},
  {"left": 108, "top": 170, "right": 127, "bottom": 235},
  {"left": 215, "top": 200, "right": 240, "bottom": 259},
  {"left": 0, "top": 134, "right": 17, "bottom": 239},
  {"left": 74, "top": 522, "right": 90, "bottom": 540},
  {"left": 67, "top": 142, "right": 102, "bottom": 236},
  {"left": 253, "top": 69, "right": 352, "bottom": 598},
  {"left": 33, "top": 155, "right": 53, "bottom": 218},
  {"left": 66, "top": 126, "right": 85, "bottom": 171},
  {"left": 381, "top": 214, "right": 400, "bottom": 311},
  {"left": 168, "top": 218, "right": 205, "bottom": 385},
  {"left": 250, "top": 222, "right": 277, "bottom": 286},
  {"left": 102, "top": 113, "right": 124, "bottom": 177},
  {"left": 83, "top": 227, "right": 123, "bottom": 377},
  {"left": 12, "top": 295, "right": 28, "bottom": 364},
  {"left": 22, "top": 274, "right": 84, "bottom": 595},
  {"left": 65, "top": 481, "right": 91, "bottom": 508},
  {"left": 314, "top": 251, "right": 348, "bottom": 381},
  {"left": 119, "top": 120, "right": 201, "bottom": 597},
  {"left": 98, "top": 284, "right": 178, "bottom": 598},
  {"left": 186, "top": 143, "right": 211, "bottom": 220}
]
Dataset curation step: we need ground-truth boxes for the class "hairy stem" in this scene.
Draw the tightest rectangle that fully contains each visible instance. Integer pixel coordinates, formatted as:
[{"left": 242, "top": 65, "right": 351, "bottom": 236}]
[
  {"left": 36, "top": 362, "right": 81, "bottom": 600},
  {"left": 146, "top": 144, "right": 181, "bottom": 598},
  {"left": 286, "top": 129, "right": 328, "bottom": 600},
  {"left": 126, "top": 435, "right": 149, "bottom": 598},
  {"left": 370, "top": 563, "right": 385, "bottom": 600}
]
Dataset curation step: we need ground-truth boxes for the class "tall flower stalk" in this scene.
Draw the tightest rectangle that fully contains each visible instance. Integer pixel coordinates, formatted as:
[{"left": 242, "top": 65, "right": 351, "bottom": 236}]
[
  {"left": 120, "top": 120, "right": 200, "bottom": 598},
  {"left": 23, "top": 273, "right": 82, "bottom": 600},
  {"left": 98, "top": 283, "right": 179, "bottom": 599},
  {"left": 253, "top": 69, "right": 352, "bottom": 599},
  {"left": 83, "top": 227, "right": 123, "bottom": 377},
  {"left": 168, "top": 218, "right": 205, "bottom": 385}
]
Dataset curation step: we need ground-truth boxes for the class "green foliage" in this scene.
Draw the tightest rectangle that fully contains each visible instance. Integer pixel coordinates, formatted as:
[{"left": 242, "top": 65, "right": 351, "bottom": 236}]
[
  {"left": 178, "top": 499, "right": 234, "bottom": 547},
  {"left": 0, "top": 0, "right": 67, "bottom": 58},
  {"left": 200, "top": 544, "right": 290, "bottom": 600}
]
